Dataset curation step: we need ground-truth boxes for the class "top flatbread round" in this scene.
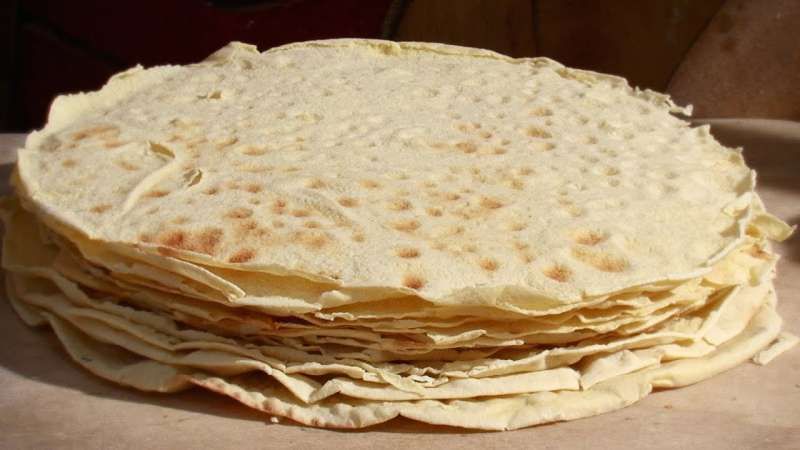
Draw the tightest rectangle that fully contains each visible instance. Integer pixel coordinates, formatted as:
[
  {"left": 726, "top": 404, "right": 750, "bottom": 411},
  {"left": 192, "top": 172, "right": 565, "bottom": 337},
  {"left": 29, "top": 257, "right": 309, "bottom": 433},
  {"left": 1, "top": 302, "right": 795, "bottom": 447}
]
[{"left": 16, "top": 39, "right": 754, "bottom": 302}]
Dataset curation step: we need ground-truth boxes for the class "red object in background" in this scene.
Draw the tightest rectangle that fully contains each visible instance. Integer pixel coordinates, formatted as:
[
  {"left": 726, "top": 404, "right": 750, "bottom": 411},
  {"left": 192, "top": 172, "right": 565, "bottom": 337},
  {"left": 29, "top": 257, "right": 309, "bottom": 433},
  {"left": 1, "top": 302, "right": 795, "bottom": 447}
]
[{"left": 8, "top": 0, "right": 397, "bottom": 131}]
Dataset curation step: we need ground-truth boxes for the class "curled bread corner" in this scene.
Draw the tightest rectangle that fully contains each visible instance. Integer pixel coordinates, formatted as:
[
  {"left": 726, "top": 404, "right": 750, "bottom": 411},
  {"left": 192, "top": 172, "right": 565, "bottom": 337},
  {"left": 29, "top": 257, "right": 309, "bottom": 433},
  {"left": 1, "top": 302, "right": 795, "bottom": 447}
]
[
  {"left": 25, "top": 64, "right": 180, "bottom": 152},
  {"left": 751, "top": 212, "right": 796, "bottom": 242},
  {"left": 551, "top": 63, "right": 692, "bottom": 116},
  {"left": 205, "top": 41, "right": 260, "bottom": 62},
  {"left": 752, "top": 332, "right": 799, "bottom": 365},
  {"left": 639, "top": 88, "right": 692, "bottom": 116}
]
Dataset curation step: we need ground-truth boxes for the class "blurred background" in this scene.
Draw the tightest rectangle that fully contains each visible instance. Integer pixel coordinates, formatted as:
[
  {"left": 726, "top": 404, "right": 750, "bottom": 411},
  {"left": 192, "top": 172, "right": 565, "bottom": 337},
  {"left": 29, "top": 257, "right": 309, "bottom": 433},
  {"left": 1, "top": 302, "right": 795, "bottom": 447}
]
[{"left": 1, "top": 0, "right": 798, "bottom": 132}]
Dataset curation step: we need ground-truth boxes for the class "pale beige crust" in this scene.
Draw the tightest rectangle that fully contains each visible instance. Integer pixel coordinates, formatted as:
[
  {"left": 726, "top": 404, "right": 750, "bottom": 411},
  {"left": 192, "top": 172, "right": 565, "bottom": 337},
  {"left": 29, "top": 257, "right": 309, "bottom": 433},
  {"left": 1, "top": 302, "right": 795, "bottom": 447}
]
[
  {"left": 3, "top": 39, "right": 796, "bottom": 431},
  {"left": 15, "top": 39, "right": 776, "bottom": 304}
]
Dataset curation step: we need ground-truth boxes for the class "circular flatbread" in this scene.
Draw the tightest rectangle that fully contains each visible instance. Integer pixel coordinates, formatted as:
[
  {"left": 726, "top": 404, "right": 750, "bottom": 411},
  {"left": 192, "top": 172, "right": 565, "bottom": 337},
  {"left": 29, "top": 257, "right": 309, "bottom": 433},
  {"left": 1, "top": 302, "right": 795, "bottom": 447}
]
[{"left": 16, "top": 40, "right": 754, "bottom": 302}]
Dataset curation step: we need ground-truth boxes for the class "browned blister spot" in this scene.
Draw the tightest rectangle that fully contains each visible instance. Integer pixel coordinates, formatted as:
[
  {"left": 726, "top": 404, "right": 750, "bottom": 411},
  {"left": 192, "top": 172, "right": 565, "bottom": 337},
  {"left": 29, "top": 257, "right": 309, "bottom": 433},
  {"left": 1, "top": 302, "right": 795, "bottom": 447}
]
[
  {"left": 544, "top": 264, "right": 571, "bottom": 282},
  {"left": 456, "top": 142, "right": 477, "bottom": 154},
  {"left": 509, "top": 222, "right": 527, "bottom": 231},
  {"left": 479, "top": 258, "right": 499, "bottom": 272},
  {"left": 225, "top": 207, "right": 253, "bottom": 219},
  {"left": 159, "top": 230, "right": 186, "bottom": 248},
  {"left": 229, "top": 248, "right": 256, "bottom": 263},
  {"left": 426, "top": 207, "right": 443, "bottom": 217},
  {"left": 145, "top": 190, "right": 169, "bottom": 198},
  {"left": 116, "top": 160, "right": 139, "bottom": 171},
  {"left": 171, "top": 216, "right": 189, "bottom": 225},
  {"left": 574, "top": 230, "right": 607, "bottom": 246},
  {"left": 291, "top": 209, "right": 311, "bottom": 218},
  {"left": 493, "top": 147, "right": 507, "bottom": 155},
  {"left": 272, "top": 219, "right": 285, "bottom": 228},
  {"left": 480, "top": 197, "right": 503, "bottom": 210},
  {"left": 239, "top": 220, "right": 258, "bottom": 232},
  {"left": 245, "top": 183, "right": 263, "bottom": 193},
  {"left": 444, "top": 192, "right": 461, "bottom": 201},
  {"left": 352, "top": 232, "right": 365, "bottom": 243},
  {"left": 291, "top": 231, "right": 331, "bottom": 250},
  {"left": 534, "top": 142, "right": 557, "bottom": 151},
  {"left": 510, "top": 179, "right": 525, "bottom": 190},
  {"left": 203, "top": 187, "right": 219, "bottom": 195},
  {"left": 388, "top": 199, "right": 412, "bottom": 211},
  {"left": 571, "top": 247, "right": 628, "bottom": 272},
  {"left": 393, "top": 219, "right": 421, "bottom": 233},
  {"left": 139, "top": 233, "right": 154, "bottom": 243},
  {"left": 271, "top": 199, "right": 287, "bottom": 214},
  {"left": 396, "top": 247, "right": 420, "bottom": 258},
  {"left": 71, "top": 124, "right": 119, "bottom": 141},
  {"left": 304, "top": 220, "right": 321, "bottom": 229},
  {"left": 338, "top": 197, "right": 358, "bottom": 208},
  {"left": 307, "top": 179, "right": 326, "bottom": 189},
  {"left": 530, "top": 107, "right": 553, "bottom": 117},
  {"left": 61, "top": 159, "right": 77, "bottom": 168},
  {"left": 194, "top": 228, "right": 224, "bottom": 255},
  {"left": 361, "top": 179, "right": 381, "bottom": 189},
  {"left": 526, "top": 126, "right": 552, "bottom": 139},
  {"left": 215, "top": 136, "right": 239, "bottom": 149},
  {"left": 104, "top": 140, "right": 125, "bottom": 149},
  {"left": 90, "top": 204, "right": 111, "bottom": 214},
  {"left": 402, "top": 274, "right": 425, "bottom": 290},
  {"left": 242, "top": 146, "right": 267, "bottom": 156}
]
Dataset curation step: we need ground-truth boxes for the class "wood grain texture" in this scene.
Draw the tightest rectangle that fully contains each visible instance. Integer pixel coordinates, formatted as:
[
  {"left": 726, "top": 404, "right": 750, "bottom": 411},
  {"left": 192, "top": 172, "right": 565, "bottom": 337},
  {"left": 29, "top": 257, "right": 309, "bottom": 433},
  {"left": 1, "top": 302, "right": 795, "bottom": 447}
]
[
  {"left": 394, "top": 0, "right": 536, "bottom": 57},
  {"left": 668, "top": 0, "right": 800, "bottom": 120},
  {"left": 395, "top": 0, "right": 725, "bottom": 91},
  {"left": 533, "top": 0, "right": 724, "bottom": 90}
]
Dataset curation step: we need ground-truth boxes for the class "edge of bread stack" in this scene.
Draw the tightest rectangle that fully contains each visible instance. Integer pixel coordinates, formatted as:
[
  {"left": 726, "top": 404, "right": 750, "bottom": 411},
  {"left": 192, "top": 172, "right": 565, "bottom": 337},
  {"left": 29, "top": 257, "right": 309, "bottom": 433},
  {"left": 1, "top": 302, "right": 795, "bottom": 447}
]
[{"left": 2, "top": 39, "right": 796, "bottom": 430}]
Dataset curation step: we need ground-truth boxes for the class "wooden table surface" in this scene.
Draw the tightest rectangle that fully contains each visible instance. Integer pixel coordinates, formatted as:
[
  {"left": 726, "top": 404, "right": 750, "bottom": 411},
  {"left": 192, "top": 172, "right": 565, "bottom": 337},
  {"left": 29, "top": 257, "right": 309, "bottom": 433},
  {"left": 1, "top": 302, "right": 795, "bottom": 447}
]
[{"left": 0, "top": 121, "right": 798, "bottom": 449}]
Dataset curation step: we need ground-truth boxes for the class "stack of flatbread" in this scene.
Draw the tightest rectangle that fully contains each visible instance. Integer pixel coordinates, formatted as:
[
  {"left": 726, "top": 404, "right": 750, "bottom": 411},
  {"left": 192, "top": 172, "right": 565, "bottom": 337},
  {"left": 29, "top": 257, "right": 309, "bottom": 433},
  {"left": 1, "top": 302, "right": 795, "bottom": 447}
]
[{"left": 2, "top": 39, "right": 796, "bottom": 430}]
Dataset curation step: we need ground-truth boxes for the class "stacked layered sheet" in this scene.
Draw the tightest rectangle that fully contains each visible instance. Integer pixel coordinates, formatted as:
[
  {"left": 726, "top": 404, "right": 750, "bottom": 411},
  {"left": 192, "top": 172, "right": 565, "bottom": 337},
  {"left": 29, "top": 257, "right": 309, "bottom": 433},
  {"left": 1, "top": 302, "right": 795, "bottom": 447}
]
[{"left": 2, "top": 39, "right": 796, "bottom": 430}]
